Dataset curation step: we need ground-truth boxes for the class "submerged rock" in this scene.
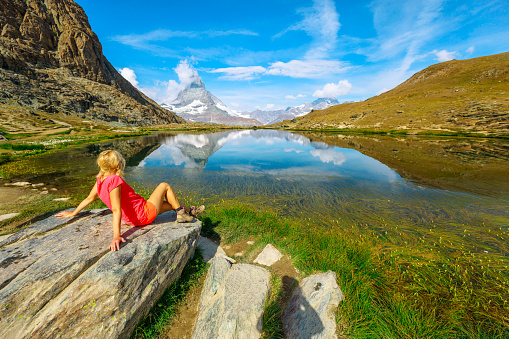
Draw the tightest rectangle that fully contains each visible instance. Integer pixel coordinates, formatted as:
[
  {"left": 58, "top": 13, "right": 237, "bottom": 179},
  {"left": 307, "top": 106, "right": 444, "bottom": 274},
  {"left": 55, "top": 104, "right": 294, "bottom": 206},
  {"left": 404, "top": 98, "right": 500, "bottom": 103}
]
[
  {"left": 283, "top": 271, "right": 343, "bottom": 339},
  {"left": 192, "top": 257, "right": 270, "bottom": 339},
  {"left": 0, "top": 208, "right": 201, "bottom": 339}
]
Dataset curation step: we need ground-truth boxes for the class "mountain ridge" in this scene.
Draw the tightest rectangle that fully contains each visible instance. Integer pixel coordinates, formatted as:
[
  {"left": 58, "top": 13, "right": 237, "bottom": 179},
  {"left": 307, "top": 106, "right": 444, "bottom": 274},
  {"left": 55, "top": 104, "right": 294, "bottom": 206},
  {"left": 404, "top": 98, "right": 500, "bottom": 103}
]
[
  {"left": 0, "top": 0, "right": 183, "bottom": 126},
  {"left": 274, "top": 52, "right": 509, "bottom": 135}
]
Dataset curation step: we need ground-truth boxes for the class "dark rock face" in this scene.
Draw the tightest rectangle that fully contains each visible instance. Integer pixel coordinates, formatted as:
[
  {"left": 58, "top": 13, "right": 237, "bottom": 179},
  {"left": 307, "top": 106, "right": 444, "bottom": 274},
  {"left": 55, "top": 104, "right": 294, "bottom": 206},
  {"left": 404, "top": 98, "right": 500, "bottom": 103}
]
[{"left": 0, "top": 0, "right": 183, "bottom": 126}]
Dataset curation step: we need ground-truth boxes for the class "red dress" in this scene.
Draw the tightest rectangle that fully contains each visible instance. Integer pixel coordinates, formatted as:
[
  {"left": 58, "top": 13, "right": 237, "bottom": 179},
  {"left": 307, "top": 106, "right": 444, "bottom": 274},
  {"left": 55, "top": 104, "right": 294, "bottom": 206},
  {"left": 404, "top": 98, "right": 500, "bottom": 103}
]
[{"left": 97, "top": 175, "right": 150, "bottom": 226}]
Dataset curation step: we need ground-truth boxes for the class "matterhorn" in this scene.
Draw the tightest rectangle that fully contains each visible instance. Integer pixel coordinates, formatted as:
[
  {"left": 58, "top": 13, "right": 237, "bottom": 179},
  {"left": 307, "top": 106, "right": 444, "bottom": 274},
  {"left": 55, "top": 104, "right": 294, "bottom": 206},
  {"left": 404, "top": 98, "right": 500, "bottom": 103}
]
[{"left": 161, "top": 77, "right": 261, "bottom": 126}]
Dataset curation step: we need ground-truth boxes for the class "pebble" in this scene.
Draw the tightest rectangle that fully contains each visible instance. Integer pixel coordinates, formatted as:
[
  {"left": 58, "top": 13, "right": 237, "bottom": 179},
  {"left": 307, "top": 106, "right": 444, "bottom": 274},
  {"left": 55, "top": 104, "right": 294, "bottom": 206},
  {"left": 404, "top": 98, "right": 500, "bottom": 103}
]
[
  {"left": 50, "top": 188, "right": 57, "bottom": 191},
  {"left": 32, "top": 183, "right": 45, "bottom": 187},
  {"left": 0, "top": 213, "right": 20, "bottom": 222},
  {"left": 40, "top": 191, "right": 49, "bottom": 195},
  {"left": 247, "top": 241, "right": 254, "bottom": 245},
  {"left": 5, "top": 182, "right": 31, "bottom": 186},
  {"left": 234, "top": 252, "right": 244, "bottom": 257},
  {"left": 53, "top": 198, "right": 70, "bottom": 202}
]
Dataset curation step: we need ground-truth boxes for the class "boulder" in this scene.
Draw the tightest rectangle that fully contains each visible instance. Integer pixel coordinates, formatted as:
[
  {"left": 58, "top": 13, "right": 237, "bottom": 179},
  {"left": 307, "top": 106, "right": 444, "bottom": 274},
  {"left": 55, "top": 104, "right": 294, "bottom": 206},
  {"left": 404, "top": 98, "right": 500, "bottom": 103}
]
[
  {"left": 192, "top": 257, "right": 270, "bottom": 339},
  {"left": 253, "top": 243, "right": 283, "bottom": 267},
  {"left": 0, "top": 208, "right": 201, "bottom": 339},
  {"left": 283, "top": 271, "right": 343, "bottom": 339}
]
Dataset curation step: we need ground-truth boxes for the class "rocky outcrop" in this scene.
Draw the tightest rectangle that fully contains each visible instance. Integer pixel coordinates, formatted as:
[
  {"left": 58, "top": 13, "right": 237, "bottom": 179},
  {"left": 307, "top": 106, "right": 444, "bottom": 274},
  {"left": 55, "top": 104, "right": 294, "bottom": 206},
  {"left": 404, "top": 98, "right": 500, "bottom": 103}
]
[
  {"left": 192, "top": 256, "right": 270, "bottom": 339},
  {"left": 0, "top": 0, "right": 183, "bottom": 126},
  {"left": 0, "top": 208, "right": 201, "bottom": 338},
  {"left": 283, "top": 271, "right": 343, "bottom": 339}
]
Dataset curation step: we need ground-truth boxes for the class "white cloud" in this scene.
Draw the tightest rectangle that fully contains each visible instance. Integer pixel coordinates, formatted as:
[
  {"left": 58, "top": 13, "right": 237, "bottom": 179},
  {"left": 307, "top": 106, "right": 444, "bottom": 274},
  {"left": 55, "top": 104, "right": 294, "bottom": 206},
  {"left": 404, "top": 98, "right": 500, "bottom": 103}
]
[
  {"left": 211, "top": 59, "right": 348, "bottom": 80},
  {"left": 376, "top": 88, "right": 389, "bottom": 95},
  {"left": 274, "top": 0, "right": 340, "bottom": 59},
  {"left": 285, "top": 94, "right": 306, "bottom": 100},
  {"left": 210, "top": 66, "right": 266, "bottom": 80},
  {"left": 266, "top": 59, "right": 348, "bottom": 78},
  {"left": 466, "top": 46, "right": 475, "bottom": 54},
  {"left": 175, "top": 59, "right": 200, "bottom": 88},
  {"left": 433, "top": 49, "right": 457, "bottom": 62},
  {"left": 284, "top": 148, "right": 304, "bottom": 153},
  {"left": 313, "top": 80, "right": 352, "bottom": 98},
  {"left": 119, "top": 67, "right": 139, "bottom": 87},
  {"left": 310, "top": 149, "right": 346, "bottom": 165}
]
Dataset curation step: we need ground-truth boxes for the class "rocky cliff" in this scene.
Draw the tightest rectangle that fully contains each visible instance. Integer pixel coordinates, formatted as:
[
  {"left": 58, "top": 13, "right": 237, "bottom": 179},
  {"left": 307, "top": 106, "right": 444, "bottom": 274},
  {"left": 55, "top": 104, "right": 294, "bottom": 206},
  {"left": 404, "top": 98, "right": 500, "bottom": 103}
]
[{"left": 0, "top": 0, "right": 184, "bottom": 126}]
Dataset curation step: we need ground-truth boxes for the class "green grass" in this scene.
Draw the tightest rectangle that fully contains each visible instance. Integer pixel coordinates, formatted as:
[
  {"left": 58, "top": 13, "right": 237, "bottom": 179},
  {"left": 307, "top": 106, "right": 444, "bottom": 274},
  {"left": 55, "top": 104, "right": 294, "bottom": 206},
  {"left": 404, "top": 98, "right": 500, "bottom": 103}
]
[
  {"left": 201, "top": 202, "right": 509, "bottom": 339},
  {"left": 130, "top": 250, "right": 208, "bottom": 339}
]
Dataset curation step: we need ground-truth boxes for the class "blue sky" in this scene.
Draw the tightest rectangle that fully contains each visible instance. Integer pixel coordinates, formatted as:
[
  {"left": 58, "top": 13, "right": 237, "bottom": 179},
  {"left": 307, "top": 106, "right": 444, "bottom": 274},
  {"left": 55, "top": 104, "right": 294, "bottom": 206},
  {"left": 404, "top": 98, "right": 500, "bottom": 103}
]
[{"left": 76, "top": 0, "right": 509, "bottom": 112}]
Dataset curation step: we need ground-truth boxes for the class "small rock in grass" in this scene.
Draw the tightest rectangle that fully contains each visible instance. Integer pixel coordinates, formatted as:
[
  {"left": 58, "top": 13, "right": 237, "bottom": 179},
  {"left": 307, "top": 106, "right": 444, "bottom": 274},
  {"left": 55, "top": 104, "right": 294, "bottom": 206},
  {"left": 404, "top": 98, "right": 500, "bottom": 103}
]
[
  {"left": 254, "top": 243, "right": 283, "bottom": 267},
  {"left": 50, "top": 188, "right": 57, "bottom": 191},
  {"left": 40, "top": 191, "right": 49, "bottom": 195},
  {"left": 53, "top": 198, "right": 70, "bottom": 202},
  {"left": 6, "top": 182, "right": 31, "bottom": 187},
  {"left": 247, "top": 240, "right": 254, "bottom": 245},
  {"left": 32, "top": 183, "right": 44, "bottom": 187},
  {"left": 234, "top": 251, "right": 244, "bottom": 257},
  {"left": 0, "top": 213, "right": 20, "bottom": 222}
]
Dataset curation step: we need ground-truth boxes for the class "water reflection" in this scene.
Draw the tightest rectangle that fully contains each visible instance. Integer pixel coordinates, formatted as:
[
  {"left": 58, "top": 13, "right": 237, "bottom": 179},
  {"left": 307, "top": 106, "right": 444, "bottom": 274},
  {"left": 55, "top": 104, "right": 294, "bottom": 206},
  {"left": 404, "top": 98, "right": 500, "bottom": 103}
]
[{"left": 137, "top": 130, "right": 401, "bottom": 183}]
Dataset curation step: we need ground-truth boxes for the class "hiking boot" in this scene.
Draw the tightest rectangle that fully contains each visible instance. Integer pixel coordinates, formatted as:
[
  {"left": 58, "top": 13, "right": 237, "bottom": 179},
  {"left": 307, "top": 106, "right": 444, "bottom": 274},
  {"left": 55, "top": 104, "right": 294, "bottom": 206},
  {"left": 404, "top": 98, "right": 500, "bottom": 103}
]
[
  {"left": 190, "top": 205, "right": 205, "bottom": 217},
  {"left": 177, "top": 208, "right": 193, "bottom": 223}
]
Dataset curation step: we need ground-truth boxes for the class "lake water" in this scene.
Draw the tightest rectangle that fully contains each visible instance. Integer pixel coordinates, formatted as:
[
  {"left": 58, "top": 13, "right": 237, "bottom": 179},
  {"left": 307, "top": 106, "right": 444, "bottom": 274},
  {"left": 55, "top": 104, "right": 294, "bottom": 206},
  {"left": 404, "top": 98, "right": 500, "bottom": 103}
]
[{"left": 5, "top": 129, "right": 509, "bottom": 265}]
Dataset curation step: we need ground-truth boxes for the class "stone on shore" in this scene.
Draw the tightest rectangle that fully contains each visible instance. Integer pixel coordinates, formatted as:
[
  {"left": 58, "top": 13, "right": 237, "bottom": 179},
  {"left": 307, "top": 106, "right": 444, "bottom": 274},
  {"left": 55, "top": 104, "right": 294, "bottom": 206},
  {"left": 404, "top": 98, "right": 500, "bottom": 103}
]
[
  {"left": 192, "top": 257, "right": 270, "bottom": 339},
  {"left": 283, "top": 271, "right": 343, "bottom": 339},
  {"left": 197, "top": 236, "right": 235, "bottom": 263},
  {"left": 0, "top": 208, "right": 201, "bottom": 339},
  {"left": 253, "top": 243, "right": 283, "bottom": 267},
  {"left": 0, "top": 212, "right": 20, "bottom": 222}
]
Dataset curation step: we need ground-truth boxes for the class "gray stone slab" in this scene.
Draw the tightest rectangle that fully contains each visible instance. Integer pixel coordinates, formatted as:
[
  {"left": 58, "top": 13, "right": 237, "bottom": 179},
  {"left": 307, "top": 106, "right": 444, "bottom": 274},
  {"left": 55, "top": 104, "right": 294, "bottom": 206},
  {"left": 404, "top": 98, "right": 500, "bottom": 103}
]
[
  {"left": 0, "top": 213, "right": 20, "bottom": 222},
  {"left": 283, "top": 271, "right": 344, "bottom": 339},
  {"left": 192, "top": 257, "right": 270, "bottom": 339},
  {"left": 197, "top": 236, "right": 234, "bottom": 263},
  {"left": 253, "top": 243, "right": 283, "bottom": 267},
  {"left": 0, "top": 208, "right": 100, "bottom": 248},
  {"left": 0, "top": 210, "right": 201, "bottom": 339}
]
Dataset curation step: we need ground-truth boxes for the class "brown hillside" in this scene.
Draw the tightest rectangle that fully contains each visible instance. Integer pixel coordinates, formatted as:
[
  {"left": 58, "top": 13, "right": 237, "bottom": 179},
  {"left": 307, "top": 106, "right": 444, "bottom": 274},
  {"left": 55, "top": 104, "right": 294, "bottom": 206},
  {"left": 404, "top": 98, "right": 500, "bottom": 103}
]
[
  {"left": 277, "top": 52, "right": 509, "bottom": 135},
  {"left": 0, "top": 0, "right": 183, "bottom": 126}
]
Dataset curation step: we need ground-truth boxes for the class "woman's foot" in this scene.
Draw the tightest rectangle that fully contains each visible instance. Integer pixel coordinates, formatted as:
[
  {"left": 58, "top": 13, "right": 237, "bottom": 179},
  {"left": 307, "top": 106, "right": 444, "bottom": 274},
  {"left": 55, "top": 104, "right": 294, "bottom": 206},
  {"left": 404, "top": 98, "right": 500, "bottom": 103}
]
[
  {"left": 176, "top": 208, "right": 193, "bottom": 223},
  {"left": 190, "top": 205, "right": 205, "bottom": 217}
]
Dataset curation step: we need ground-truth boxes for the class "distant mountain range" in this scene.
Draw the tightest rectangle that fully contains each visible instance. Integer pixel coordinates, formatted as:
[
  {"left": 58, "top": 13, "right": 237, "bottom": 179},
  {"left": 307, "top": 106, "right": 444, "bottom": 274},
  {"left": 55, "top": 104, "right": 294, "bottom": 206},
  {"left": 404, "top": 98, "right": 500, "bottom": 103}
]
[
  {"left": 247, "top": 98, "right": 340, "bottom": 125},
  {"left": 161, "top": 77, "right": 339, "bottom": 126}
]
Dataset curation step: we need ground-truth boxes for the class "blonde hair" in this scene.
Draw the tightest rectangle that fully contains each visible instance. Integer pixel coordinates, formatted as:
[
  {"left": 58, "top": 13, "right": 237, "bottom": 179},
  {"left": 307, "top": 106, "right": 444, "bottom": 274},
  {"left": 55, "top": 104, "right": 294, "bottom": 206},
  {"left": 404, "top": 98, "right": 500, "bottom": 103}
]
[{"left": 97, "top": 150, "right": 126, "bottom": 179}]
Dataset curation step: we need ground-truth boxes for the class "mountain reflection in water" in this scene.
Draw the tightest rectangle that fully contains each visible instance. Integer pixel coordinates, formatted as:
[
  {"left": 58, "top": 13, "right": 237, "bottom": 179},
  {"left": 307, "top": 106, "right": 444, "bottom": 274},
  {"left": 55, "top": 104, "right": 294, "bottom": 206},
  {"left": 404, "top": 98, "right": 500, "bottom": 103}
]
[{"left": 137, "top": 130, "right": 401, "bottom": 183}]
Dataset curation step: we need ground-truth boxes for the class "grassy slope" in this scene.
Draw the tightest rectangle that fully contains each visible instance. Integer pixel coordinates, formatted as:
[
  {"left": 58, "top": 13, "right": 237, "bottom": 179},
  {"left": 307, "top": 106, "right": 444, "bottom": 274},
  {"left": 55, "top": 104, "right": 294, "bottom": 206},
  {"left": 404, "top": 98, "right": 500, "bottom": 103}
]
[{"left": 277, "top": 52, "right": 509, "bottom": 135}]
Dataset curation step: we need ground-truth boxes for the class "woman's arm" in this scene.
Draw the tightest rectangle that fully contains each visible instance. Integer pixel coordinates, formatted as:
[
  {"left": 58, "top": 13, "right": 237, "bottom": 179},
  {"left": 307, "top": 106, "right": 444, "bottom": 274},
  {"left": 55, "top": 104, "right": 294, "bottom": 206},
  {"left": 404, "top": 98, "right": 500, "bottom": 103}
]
[
  {"left": 56, "top": 183, "right": 98, "bottom": 218},
  {"left": 108, "top": 185, "right": 125, "bottom": 251}
]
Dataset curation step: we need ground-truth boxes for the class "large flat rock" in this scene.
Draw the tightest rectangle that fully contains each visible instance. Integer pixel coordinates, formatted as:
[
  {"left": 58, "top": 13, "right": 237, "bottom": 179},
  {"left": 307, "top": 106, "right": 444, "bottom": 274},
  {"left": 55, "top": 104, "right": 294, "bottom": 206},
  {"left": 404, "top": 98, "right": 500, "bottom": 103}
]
[
  {"left": 192, "top": 257, "right": 270, "bottom": 339},
  {"left": 0, "top": 209, "right": 201, "bottom": 339},
  {"left": 283, "top": 271, "right": 343, "bottom": 339}
]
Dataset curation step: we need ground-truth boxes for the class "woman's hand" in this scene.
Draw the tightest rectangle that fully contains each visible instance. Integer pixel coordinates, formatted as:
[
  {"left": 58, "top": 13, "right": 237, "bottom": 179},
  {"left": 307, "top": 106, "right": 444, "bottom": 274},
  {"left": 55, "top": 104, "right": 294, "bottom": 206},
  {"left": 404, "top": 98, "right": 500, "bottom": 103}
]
[
  {"left": 55, "top": 211, "right": 76, "bottom": 218},
  {"left": 109, "top": 236, "right": 125, "bottom": 251}
]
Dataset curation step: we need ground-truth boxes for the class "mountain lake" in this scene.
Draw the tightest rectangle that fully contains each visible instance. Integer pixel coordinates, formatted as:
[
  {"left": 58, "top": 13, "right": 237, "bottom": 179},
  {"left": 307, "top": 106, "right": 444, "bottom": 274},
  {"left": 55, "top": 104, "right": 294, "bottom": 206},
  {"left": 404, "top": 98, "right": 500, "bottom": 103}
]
[{"left": 2, "top": 129, "right": 508, "bottom": 292}]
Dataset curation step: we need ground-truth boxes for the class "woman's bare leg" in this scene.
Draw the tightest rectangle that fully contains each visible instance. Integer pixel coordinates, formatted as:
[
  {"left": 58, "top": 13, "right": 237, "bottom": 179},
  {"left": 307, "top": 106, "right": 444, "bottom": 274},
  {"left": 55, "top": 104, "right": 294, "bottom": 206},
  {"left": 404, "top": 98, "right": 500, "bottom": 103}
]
[{"left": 147, "top": 183, "right": 190, "bottom": 215}]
